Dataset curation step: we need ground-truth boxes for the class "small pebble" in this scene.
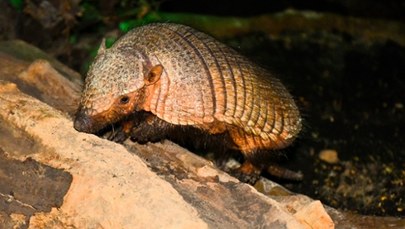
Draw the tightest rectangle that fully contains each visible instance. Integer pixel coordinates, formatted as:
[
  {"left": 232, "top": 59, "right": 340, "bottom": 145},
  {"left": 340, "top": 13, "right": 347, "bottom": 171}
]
[
  {"left": 319, "top": 149, "right": 339, "bottom": 164},
  {"left": 395, "top": 102, "right": 403, "bottom": 109}
]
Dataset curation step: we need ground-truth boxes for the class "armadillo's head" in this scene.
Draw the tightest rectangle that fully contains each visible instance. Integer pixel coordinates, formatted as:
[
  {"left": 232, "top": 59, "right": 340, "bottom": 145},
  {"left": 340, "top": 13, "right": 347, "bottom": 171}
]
[{"left": 74, "top": 40, "right": 163, "bottom": 134}]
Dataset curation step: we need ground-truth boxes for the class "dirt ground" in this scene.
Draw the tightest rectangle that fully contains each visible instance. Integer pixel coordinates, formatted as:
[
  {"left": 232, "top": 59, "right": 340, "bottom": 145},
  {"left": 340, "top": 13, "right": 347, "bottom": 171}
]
[{"left": 235, "top": 33, "right": 405, "bottom": 216}]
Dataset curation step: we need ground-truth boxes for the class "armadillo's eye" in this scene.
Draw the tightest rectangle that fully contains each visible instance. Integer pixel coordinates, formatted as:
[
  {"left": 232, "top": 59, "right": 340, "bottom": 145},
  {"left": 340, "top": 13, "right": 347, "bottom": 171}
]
[{"left": 119, "top": 96, "right": 130, "bottom": 104}]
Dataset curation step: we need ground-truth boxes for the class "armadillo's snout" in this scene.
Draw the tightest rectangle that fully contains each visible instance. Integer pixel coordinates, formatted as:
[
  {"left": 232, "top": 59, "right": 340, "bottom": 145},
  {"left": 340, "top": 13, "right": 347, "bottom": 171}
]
[{"left": 74, "top": 109, "right": 95, "bottom": 133}]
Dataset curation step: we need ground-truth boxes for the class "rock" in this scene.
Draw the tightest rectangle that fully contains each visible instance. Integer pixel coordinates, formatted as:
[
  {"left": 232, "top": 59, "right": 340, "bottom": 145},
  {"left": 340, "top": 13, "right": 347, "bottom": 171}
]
[
  {"left": 0, "top": 81, "right": 207, "bottom": 228},
  {"left": 0, "top": 40, "right": 82, "bottom": 116},
  {"left": 0, "top": 40, "right": 82, "bottom": 84},
  {"left": 18, "top": 59, "right": 81, "bottom": 115},
  {"left": 319, "top": 149, "right": 340, "bottom": 164},
  {"left": 294, "top": 201, "right": 334, "bottom": 229}
]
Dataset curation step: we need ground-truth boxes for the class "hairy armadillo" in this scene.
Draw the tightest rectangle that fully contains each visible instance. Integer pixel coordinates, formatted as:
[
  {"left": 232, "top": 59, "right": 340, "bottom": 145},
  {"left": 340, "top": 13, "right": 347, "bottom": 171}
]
[{"left": 74, "top": 23, "right": 302, "bottom": 181}]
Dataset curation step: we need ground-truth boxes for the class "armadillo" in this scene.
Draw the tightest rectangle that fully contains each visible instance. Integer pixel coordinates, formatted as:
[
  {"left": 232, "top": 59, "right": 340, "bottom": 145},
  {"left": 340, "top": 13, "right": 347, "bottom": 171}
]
[{"left": 74, "top": 23, "right": 302, "bottom": 181}]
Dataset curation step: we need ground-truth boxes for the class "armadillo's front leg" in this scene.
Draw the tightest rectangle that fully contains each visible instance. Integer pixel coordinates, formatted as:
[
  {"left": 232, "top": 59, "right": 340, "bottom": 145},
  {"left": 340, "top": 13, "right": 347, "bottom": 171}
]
[
  {"left": 130, "top": 113, "right": 173, "bottom": 144},
  {"left": 107, "top": 112, "right": 150, "bottom": 142}
]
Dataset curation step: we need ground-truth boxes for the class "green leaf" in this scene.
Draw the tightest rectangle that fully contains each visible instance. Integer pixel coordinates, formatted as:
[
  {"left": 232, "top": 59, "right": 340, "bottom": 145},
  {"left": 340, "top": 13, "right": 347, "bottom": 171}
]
[
  {"left": 69, "top": 35, "right": 78, "bottom": 44},
  {"left": 8, "top": 0, "right": 23, "bottom": 10},
  {"left": 105, "top": 37, "right": 117, "bottom": 48},
  {"left": 119, "top": 20, "right": 140, "bottom": 33}
]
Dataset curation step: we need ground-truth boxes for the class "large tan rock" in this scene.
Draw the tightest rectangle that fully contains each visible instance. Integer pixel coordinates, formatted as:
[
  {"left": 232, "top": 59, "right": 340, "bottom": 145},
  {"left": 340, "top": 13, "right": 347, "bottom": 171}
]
[{"left": 0, "top": 81, "right": 206, "bottom": 228}]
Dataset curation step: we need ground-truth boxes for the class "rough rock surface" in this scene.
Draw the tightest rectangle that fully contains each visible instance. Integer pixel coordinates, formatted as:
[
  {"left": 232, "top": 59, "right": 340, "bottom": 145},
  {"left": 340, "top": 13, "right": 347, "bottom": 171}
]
[{"left": 0, "top": 81, "right": 207, "bottom": 228}]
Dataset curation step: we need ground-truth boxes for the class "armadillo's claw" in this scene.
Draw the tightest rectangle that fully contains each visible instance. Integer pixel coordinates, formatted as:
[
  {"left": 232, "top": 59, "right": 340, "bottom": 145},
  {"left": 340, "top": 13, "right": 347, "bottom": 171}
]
[
  {"left": 106, "top": 127, "right": 130, "bottom": 142},
  {"left": 105, "top": 120, "right": 134, "bottom": 142}
]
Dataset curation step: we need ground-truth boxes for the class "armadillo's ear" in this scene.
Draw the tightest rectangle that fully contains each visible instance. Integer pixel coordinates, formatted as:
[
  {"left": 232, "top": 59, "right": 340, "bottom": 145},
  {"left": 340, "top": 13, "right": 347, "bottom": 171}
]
[
  {"left": 144, "top": 64, "right": 163, "bottom": 85},
  {"left": 97, "top": 38, "right": 107, "bottom": 55}
]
